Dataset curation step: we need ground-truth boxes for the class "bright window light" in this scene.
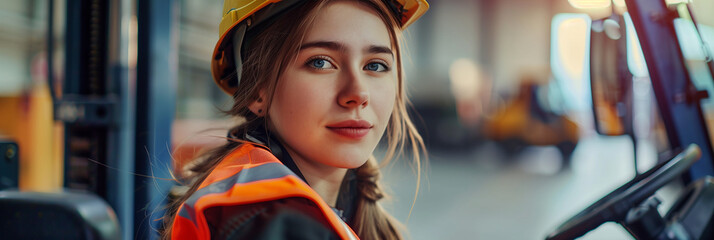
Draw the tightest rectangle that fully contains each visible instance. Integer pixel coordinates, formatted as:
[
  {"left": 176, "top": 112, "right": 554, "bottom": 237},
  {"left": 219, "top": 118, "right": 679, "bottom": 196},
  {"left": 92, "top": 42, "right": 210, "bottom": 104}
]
[
  {"left": 449, "top": 58, "right": 481, "bottom": 101},
  {"left": 612, "top": 0, "right": 627, "bottom": 14},
  {"left": 624, "top": 12, "right": 649, "bottom": 78},
  {"left": 665, "top": 0, "right": 691, "bottom": 5},
  {"left": 551, "top": 13, "right": 592, "bottom": 112},
  {"left": 612, "top": 0, "right": 626, "bottom": 7},
  {"left": 568, "top": 0, "right": 611, "bottom": 9}
]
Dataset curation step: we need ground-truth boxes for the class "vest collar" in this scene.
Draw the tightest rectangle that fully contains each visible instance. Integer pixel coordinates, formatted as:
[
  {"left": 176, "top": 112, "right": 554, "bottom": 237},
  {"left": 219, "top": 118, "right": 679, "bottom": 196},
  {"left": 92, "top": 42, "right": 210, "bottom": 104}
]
[{"left": 228, "top": 123, "right": 358, "bottom": 224}]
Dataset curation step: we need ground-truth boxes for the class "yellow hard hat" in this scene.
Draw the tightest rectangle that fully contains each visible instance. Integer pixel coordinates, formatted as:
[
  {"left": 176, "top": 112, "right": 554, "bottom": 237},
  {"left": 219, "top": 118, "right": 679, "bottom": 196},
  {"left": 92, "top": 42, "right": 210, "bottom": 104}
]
[{"left": 211, "top": 0, "right": 429, "bottom": 95}]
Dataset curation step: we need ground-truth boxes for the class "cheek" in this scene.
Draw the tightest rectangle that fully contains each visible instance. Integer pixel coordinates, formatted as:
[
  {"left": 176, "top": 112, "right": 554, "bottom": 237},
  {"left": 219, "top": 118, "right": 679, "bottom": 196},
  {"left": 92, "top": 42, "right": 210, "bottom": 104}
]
[
  {"left": 270, "top": 75, "right": 330, "bottom": 129},
  {"left": 370, "top": 80, "right": 397, "bottom": 129}
]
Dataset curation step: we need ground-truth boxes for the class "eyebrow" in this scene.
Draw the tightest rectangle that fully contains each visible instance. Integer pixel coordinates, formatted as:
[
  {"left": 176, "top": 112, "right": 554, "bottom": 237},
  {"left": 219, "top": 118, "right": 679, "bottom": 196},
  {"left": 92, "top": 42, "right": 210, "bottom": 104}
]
[
  {"left": 367, "top": 45, "right": 393, "bottom": 56},
  {"left": 300, "top": 41, "right": 394, "bottom": 57},
  {"left": 300, "top": 41, "right": 344, "bottom": 52}
]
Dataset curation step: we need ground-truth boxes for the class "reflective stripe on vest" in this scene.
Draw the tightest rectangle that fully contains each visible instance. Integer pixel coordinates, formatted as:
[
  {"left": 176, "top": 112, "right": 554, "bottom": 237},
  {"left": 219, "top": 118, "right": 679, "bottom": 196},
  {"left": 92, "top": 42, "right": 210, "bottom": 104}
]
[{"left": 171, "top": 144, "right": 359, "bottom": 239}]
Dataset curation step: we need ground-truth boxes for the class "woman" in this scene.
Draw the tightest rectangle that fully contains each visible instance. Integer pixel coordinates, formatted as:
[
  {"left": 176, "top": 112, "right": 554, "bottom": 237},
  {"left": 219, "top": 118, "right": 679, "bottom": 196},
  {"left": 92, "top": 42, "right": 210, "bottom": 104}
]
[{"left": 165, "top": 0, "right": 428, "bottom": 239}]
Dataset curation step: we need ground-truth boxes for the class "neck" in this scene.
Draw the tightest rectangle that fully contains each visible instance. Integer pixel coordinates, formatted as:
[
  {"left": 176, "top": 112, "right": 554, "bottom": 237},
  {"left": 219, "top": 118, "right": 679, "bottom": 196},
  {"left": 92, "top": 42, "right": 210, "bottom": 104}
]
[{"left": 288, "top": 151, "right": 347, "bottom": 207}]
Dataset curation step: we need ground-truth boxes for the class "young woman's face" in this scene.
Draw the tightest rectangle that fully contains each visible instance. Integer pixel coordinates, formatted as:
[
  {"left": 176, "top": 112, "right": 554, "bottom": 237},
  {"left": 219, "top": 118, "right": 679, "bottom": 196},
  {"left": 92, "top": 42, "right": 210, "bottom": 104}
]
[{"left": 268, "top": 1, "right": 396, "bottom": 169}]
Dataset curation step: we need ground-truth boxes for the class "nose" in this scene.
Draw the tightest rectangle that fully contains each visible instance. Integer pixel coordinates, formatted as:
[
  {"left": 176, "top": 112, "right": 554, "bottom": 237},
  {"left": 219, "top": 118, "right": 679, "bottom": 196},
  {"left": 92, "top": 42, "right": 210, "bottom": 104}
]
[{"left": 337, "top": 67, "right": 369, "bottom": 109}]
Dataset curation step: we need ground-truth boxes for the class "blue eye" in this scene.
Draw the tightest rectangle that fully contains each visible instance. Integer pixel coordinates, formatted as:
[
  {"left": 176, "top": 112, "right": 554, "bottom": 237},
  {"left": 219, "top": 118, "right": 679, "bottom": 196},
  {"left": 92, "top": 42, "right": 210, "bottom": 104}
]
[
  {"left": 312, "top": 59, "right": 326, "bottom": 68},
  {"left": 365, "top": 62, "right": 388, "bottom": 72},
  {"left": 306, "top": 57, "right": 335, "bottom": 70}
]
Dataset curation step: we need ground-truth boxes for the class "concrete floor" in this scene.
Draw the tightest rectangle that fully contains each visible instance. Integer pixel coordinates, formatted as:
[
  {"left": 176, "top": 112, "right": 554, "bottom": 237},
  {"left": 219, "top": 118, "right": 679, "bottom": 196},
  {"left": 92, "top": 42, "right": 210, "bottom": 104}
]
[{"left": 380, "top": 134, "right": 671, "bottom": 240}]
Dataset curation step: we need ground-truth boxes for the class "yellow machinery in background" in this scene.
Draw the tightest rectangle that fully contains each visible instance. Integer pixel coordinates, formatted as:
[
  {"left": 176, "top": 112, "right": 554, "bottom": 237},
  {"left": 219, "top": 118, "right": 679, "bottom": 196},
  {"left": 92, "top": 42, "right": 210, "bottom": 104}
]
[
  {"left": 0, "top": 82, "right": 63, "bottom": 192},
  {"left": 482, "top": 75, "right": 580, "bottom": 169}
]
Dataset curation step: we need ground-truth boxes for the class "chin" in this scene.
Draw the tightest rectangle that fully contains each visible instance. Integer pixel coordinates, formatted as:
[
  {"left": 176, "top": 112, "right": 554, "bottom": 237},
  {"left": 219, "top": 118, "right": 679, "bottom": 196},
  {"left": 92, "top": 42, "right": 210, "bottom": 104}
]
[
  {"left": 312, "top": 142, "right": 378, "bottom": 169},
  {"left": 326, "top": 151, "right": 371, "bottom": 169},
  {"left": 341, "top": 158, "right": 370, "bottom": 169}
]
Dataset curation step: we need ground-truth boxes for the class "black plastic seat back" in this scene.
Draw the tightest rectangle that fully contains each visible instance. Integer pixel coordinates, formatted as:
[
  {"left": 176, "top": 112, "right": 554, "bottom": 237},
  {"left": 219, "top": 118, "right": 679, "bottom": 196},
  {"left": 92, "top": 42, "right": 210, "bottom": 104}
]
[{"left": 0, "top": 190, "right": 121, "bottom": 240}]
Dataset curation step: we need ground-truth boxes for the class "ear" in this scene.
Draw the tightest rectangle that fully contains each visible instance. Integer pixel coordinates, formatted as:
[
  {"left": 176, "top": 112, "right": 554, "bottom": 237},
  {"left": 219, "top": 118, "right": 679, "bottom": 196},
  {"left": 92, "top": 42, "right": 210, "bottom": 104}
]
[{"left": 248, "top": 90, "right": 267, "bottom": 117}]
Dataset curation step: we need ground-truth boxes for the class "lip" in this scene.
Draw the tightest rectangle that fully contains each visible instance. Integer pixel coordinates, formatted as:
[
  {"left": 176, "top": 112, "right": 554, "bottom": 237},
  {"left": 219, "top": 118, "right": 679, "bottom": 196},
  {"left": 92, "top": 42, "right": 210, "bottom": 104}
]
[{"left": 326, "top": 120, "right": 373, "bottom": 139}]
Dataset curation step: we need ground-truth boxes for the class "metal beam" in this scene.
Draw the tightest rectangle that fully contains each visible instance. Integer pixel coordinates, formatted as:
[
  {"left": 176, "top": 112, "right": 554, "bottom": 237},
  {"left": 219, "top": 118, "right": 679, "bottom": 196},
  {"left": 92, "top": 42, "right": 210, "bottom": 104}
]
[
  {"left": 625, "top": 0, "right": 714, "bottom": 180},
  {"left": 135, "top": 0, "right": 177, "bottom": 238}
]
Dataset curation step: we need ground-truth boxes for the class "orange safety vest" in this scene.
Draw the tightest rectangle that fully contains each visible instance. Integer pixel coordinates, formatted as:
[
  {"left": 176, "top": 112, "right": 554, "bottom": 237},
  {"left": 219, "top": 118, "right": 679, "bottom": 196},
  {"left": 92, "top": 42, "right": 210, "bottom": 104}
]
[{"left": 171, "top": 143, "right": 359, "bottom": 240}]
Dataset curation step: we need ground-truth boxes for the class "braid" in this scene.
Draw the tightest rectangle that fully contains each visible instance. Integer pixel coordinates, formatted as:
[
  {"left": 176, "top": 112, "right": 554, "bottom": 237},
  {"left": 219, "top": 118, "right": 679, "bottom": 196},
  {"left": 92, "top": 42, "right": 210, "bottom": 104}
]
[{"left": 352, "top": 157, "right": 403, "bottom": 240}]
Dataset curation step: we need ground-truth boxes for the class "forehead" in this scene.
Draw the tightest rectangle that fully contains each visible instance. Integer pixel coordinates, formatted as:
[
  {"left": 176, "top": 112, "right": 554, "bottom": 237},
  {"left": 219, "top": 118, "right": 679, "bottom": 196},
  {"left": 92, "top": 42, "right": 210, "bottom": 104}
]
[{"left": 304, "top": 1, "right": 392, "bottom": 48}]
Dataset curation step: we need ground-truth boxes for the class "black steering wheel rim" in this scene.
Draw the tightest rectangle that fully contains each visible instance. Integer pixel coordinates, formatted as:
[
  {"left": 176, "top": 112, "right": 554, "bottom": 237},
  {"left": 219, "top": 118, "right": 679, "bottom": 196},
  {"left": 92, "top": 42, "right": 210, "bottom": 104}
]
[{"left": 546, "top": 144, "right": 701, "bottom": 240}]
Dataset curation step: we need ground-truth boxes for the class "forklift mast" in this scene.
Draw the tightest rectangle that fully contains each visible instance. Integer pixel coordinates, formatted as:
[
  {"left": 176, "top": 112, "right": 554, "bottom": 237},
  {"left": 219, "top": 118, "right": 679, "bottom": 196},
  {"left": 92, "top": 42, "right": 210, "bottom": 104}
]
[{"left": 60, "top": 0, "right": 176, "bottom": 239}]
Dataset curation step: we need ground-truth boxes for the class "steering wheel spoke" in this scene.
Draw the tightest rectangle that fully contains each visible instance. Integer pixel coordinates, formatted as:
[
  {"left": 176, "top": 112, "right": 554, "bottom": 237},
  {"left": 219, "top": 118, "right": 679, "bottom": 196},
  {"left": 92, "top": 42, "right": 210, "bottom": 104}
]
[{"left": 546, "top": 144, "right": 701, "bottom": 240}]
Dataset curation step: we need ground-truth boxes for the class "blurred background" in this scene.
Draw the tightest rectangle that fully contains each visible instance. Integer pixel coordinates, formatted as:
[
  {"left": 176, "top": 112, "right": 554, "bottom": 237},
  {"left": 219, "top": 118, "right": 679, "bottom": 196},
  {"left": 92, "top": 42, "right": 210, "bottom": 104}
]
[{"left": 1, "top": 0, "right": 714, "bottom": 239}]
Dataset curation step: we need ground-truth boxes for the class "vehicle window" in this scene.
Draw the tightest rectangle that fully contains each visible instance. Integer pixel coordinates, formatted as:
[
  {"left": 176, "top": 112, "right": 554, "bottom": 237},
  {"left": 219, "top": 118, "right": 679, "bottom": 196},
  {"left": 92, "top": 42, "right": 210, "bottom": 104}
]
[{"left": 672, "top": 2, "right": 714, "bottom": 149}]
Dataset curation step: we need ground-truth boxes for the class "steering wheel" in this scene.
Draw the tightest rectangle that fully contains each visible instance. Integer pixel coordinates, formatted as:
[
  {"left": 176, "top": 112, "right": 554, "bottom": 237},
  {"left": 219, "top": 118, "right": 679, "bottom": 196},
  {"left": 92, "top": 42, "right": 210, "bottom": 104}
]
[{"left": 545, "top": 144, "right": 701, "bottom": 240}]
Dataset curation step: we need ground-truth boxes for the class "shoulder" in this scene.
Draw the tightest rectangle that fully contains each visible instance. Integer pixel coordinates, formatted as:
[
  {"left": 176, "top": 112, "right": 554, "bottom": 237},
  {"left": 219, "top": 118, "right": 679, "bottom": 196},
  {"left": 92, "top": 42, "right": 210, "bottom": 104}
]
[
  {"left": 199, "top": 143, "right": 285, "bottom": 188},
  {"left": 204, "top": 197, "right": 340, "bottom": 240},
  {"left": 173, "top": 144, "right": 345, "bottom": 239},
  {"left": 220, "top": 142, "right": 278, "bottom": 167},
  {"left": 186, "top": 144, "right": 303, "bottom": 209}
]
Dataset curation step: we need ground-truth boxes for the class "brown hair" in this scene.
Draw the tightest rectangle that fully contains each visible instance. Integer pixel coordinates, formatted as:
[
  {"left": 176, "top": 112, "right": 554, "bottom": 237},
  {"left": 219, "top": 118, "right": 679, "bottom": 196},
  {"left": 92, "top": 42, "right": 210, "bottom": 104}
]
[{"left": 163, "top": 0, "right": 426, "bottom": 239}]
